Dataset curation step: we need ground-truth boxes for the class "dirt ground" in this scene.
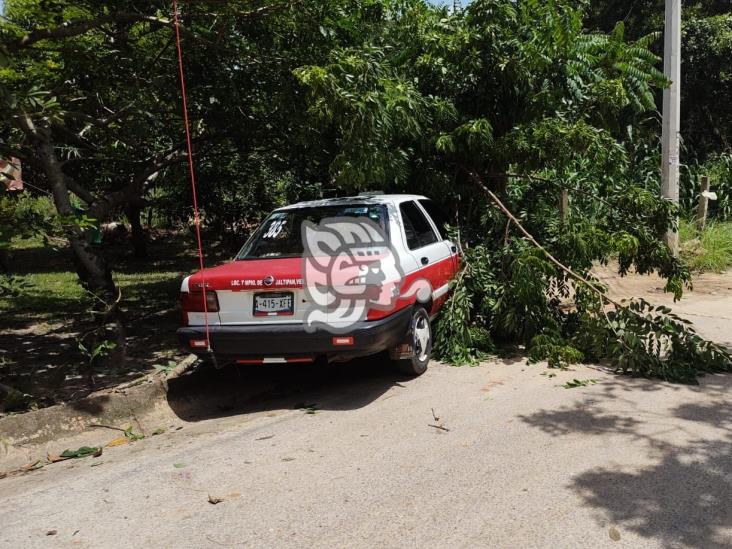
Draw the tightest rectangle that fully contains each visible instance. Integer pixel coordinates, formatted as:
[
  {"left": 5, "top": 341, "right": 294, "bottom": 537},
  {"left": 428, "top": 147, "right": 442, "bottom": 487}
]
[
  {"left": 594, "top": 263, "right": 732, "bottom": 350},
  {"left": 0, "top": 232, "right": 237, "bottom": 412}
]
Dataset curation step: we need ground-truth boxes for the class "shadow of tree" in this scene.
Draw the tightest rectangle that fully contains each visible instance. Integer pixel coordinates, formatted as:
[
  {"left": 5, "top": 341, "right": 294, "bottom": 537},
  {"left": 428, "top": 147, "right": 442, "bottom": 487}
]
[
  {"left": 572, "top": 435, "right": 732, "bottom": 548},
  {"left": 674, "top": 400, "right": 732, "bottom": 429},
  {"left": 519, "top": 402, "right": 642, "bottom": 437},
  {"left": 6, "top": 242, "right": 76, "bottom": 275},
  {"left": 518, "top": 375, "right": 732, "bottom": 547},
  {"left": 0, "top": 230, "right": 248, "bottom": 413}
]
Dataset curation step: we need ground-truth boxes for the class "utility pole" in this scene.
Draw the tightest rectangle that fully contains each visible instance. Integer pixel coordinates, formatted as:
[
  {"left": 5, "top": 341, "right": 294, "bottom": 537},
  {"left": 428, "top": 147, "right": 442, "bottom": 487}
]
[
  {"left": 661, "top": 0, "right": 681, "bottom": 255},
  {"left": 453, "top": 0, "right": 462, "bottom": 13}
]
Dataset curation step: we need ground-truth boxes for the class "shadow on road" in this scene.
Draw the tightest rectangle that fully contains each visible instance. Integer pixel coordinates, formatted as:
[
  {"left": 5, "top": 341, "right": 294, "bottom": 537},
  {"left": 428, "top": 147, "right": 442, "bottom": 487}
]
[
  {"left": 166, "top": 354, "right": 404, "bottom": 422},
  {"left": 572, "top": 434, "right": 732, "bottom": 548},
  {"left": 518, "top": 374, "right": 732, "bottom": 548}
]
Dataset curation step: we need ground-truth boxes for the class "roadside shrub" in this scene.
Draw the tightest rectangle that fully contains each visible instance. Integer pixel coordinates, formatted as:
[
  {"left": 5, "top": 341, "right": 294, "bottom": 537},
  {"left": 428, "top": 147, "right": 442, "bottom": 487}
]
[{"left": 679, "top": 219, "right": 732, "bottom": 272}]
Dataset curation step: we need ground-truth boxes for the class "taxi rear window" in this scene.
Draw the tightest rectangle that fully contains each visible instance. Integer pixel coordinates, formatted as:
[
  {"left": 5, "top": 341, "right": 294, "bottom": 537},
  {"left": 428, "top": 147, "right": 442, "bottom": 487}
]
[{"left": 237, "top": 204, "right": 388, "bottom": 259}]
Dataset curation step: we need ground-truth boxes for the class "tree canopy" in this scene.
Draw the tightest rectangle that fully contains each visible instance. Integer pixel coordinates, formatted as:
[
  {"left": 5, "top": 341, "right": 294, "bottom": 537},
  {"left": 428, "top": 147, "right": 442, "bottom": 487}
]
[{"left": 1, "top": 0, "right": 730, "bottom": 381}]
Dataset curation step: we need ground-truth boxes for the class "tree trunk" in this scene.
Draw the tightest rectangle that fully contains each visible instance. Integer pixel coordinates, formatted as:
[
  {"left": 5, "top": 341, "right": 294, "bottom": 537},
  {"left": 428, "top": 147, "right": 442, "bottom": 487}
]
[
  {"left": 34, "top": 128, "right": 127, "bottom": 360},
  {"left": 126, "top": 203, "right": 148, "bottom": 258},
  {"left": 31, "top": 126, "right": 117, "bottom": 299}
]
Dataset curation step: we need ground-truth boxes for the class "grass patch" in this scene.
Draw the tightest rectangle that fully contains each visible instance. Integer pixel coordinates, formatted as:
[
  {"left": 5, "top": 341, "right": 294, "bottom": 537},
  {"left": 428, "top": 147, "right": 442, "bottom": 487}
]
[
  {"left": 0, "top": 232, "right": 201, "bottom": 324},
  {"left": 679, "top": 219, "right": 732, "bottom": 273},
  {"left": 0, "top": 271, "right": 85, "bottom": 322},
  {"left": 0, "top": 271, "right": 182, "bottom": 318}
]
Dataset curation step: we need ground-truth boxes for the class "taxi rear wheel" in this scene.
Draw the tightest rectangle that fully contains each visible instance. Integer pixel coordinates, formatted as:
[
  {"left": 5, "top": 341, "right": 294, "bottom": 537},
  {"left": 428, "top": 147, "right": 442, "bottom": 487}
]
[{"left": 392, "top": 306, "right": 431, "bottom": 376}]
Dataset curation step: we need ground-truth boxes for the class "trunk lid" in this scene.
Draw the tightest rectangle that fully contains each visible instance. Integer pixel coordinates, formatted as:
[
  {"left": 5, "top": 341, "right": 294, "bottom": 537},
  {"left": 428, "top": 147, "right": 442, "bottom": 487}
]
[{"left": 188, "top": 258, "right": 312, "bottom": 325}]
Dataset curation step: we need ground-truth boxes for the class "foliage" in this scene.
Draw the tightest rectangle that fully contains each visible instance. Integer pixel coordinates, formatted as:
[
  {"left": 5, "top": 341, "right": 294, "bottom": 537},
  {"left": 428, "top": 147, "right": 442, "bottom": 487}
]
[
  {"left": 528, "top": 335, "right": 584, "bottom": 370},
  {"left": 0, "top": 194, "right": 55, "bottom": 250},
  {"left": 586, "top": 3, "right": 732, "bottom": 165},
  {"left": 289, "top": 0, "right": 729, "bottom": 383},
  {"left": 679, "top": 219, "right": 732, "bottom": 272},
  {"left": 680, "top": 13, "right": 732, "bottom": 164},
  {"left": 0, "top": 194, "right": 55, "bottom": 295},
  {"left": 59, "top": 446, "right": 102, "bottom": 459},
  {"left": 577, "top": 299, "right": 731, "bottom": 383},
  {"left": 0, "top": 0, "right": 345, "bottom": 292},
  {"left": 438, "top": 237, "right": 731, "bottom": 383},
  {"left": 295, "top": 45, "right": 454, "bottom": 187},
  {"left": 122, "top": 425, "right": 145, "bottom": 441},
  {"left": 433, "top": 244, "right": 498, "bottom": 364},
  {"left": 153, "top": 360, "right": 178, "bottom": 375},
  {"left": 562, "top": 378, "right": 598, "bottom": 389},
  {"left": 77, "top": 338, "right": 116, "bottom": 368}
]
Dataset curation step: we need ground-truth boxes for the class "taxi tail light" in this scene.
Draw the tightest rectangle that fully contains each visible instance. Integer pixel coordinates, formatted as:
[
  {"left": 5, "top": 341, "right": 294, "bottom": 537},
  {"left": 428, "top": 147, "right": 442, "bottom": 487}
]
[{"left": 180, "top": 290, "right": 220, "bottom": 313}]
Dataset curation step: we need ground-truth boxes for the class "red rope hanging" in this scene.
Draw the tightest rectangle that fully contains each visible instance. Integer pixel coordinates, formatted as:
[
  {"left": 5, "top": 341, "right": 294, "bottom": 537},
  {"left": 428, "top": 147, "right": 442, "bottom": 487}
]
[{"left": 172, "top": 0, "right": 211, "bottom": 349}]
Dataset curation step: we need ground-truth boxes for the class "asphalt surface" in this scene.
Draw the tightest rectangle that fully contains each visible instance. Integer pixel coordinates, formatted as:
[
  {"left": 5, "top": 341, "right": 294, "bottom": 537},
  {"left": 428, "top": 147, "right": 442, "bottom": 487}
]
[
  {"left": 1, "top": 271, "right": 731, "bottom": 548},
  {"left": 1, "top": 355, "right": 731, "bottom": 548}
]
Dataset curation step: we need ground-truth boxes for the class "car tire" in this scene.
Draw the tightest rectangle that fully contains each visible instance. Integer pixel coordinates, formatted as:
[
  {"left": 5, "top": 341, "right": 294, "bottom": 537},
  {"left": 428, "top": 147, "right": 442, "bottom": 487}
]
[{"left": 392, "top": 306, "right": 432, "bottom": 376}]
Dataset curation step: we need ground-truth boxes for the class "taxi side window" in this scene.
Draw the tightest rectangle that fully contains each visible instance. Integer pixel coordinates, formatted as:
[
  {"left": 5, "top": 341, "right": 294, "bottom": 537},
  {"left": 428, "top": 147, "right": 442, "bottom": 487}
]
[
  {"left": 400, "top": 201, "right": 438, "bottom": 250},
  {"left": 418, "top": 199, "right": 449, "bottom": 240}
]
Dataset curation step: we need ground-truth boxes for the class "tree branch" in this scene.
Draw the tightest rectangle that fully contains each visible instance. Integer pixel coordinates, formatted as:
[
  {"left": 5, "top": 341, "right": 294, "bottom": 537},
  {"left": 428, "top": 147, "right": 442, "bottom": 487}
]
[
  {"left": 89, "top": 148, "right": 187, "bottom": 221},
  {"left": 13, "top": 13, "right": 171, "bottom": 49},
  {"left": 486, "top": 171, "right": 617, "bottom": 211},
  {"left": 231, "top": 1, "right": 300, "bottom": 19},
  {"left": 465, "top": 168, "right": 694, "bottom": 359},
  {"left": 0, "top": 143, "right": 29, "bottom": 163},
  {"left": 464, "top": 168, "right": 623, "bottom": 309},
  {"left": 66, "top": 176, "right": 97, "bottom": 205}
]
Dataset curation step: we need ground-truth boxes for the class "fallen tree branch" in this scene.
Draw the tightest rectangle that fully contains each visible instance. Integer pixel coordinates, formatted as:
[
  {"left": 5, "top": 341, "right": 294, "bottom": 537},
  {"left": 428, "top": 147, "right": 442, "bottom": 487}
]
[
  {"left": 485, "top": 171, "right": 617, "bottom": 211},
  {"left": 452, "top": 169, "right": 731, "bottom": 382},
  {"left": 466, "top": 169, "right": 664, "bottom": 352},
  {"left": 89, "top": 424, "right": 126, "bottom": 433},
  {"left": 464, "top": 168, "right": 623, "bottom": 309}
]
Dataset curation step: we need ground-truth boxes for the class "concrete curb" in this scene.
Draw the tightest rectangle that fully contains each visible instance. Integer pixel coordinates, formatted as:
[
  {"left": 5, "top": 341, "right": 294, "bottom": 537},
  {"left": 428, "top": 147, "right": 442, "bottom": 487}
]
[{"left": 0, "top": 355, "right": 197, "bottom": 450}]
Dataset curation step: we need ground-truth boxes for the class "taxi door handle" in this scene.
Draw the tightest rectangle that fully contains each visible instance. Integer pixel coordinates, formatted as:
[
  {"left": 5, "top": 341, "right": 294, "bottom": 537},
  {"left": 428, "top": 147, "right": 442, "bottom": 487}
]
[{"left": 421, "top": 257, "right": 429, "bottom": 265}]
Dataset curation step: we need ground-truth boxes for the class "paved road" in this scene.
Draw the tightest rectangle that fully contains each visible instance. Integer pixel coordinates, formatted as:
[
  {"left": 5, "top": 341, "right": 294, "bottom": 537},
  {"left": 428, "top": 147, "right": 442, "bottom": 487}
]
[
  {"left": 1, "top": 357, "right": 731, "bottom": 548},
  {"left": 1, "top": 271, "right": 731, "bottom": 548}
]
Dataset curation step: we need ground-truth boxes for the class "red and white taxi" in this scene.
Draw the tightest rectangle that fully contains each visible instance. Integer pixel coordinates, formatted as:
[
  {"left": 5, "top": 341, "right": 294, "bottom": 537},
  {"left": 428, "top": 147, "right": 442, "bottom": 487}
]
[{"left": 177, "top": 194, "right": 460, "bottom": 375}]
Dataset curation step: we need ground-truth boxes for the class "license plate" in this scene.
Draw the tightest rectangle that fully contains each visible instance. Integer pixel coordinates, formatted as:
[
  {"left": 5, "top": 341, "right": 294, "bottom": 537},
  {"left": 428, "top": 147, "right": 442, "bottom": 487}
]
[{"left": 253, "top": 292, "right": 294, "bottom": 316}]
